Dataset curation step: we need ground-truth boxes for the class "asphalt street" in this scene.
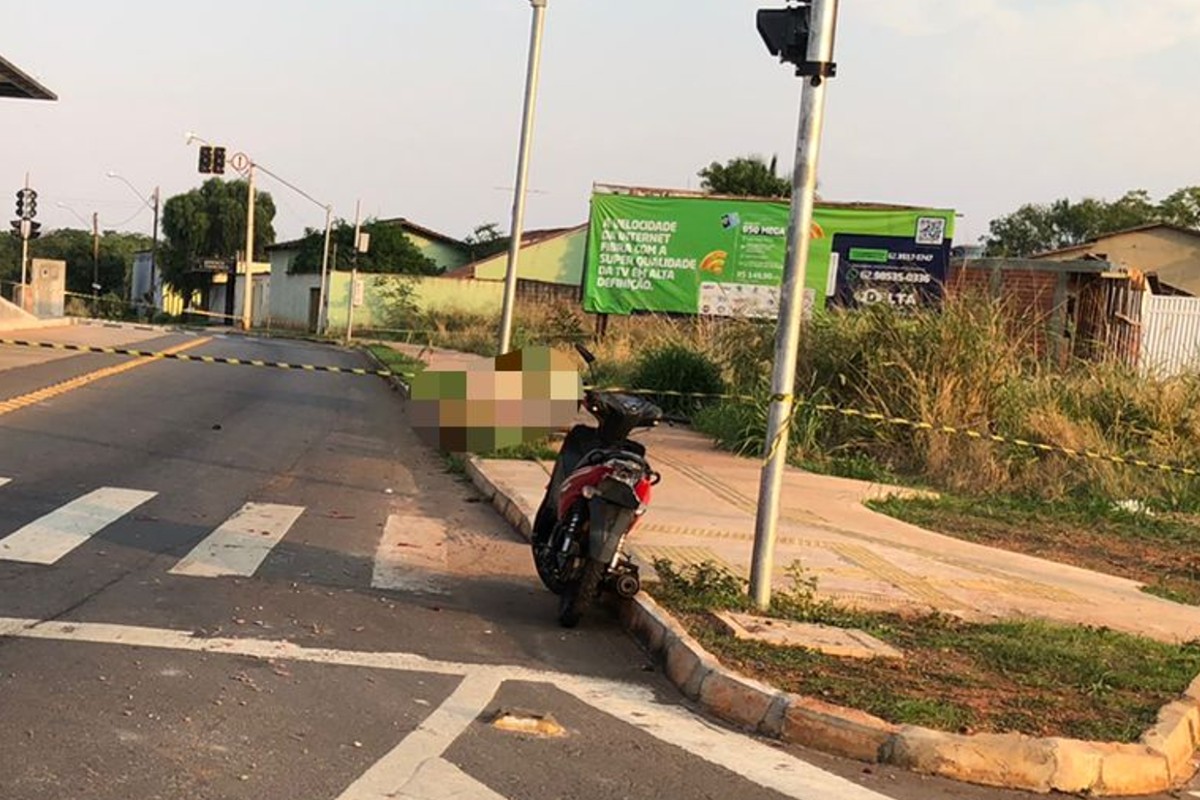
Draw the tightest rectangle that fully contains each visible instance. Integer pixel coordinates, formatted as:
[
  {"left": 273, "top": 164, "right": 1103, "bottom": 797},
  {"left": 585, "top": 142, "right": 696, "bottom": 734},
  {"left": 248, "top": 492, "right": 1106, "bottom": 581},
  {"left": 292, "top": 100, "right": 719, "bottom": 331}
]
[{"left": 0, "top": 326, "right": 1190, "bottom": 800}]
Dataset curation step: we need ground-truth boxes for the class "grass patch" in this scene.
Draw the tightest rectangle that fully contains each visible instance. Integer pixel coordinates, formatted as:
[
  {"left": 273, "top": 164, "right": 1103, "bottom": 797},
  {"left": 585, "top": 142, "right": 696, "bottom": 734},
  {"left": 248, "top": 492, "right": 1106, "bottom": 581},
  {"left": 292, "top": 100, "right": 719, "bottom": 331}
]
[
  {"left": 648, "top": 559, "right": 1200, "bottom": 742},
  {"left": 869, "top": 493, "right": 1200, "bottom": 605},
  {"left": 363, "top": 343, "right": 425, "bottom": 378},
  {"left": 441, "top": 453, "right": 467, "bottom": 475},
  {"left": 478, "top": 437, "right": 559, "bottom": 462}
]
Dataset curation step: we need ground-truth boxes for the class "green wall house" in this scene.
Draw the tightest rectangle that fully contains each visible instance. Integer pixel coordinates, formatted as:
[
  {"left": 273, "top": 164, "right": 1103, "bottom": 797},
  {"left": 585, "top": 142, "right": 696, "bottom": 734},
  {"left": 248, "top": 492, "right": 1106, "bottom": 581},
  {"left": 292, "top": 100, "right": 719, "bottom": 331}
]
[
  {"left": 373, "top": 218, "right": 471, "bottom": 273},
  {"left": 447, "top": 224, "right": 588, "bottom": 285}
]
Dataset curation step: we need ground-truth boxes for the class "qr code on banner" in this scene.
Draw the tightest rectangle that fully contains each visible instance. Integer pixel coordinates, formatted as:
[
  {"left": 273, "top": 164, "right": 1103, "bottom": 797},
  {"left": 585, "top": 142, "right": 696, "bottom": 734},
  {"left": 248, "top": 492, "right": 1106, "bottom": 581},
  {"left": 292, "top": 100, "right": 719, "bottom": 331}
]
[{"left": 915, "top": 216, "right": 946, "bottom": 246}]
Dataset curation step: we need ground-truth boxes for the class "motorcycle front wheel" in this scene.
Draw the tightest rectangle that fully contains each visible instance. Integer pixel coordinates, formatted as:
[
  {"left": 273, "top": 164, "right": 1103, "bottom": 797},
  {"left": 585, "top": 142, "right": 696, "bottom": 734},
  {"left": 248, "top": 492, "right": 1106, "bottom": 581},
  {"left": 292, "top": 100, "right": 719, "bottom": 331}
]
[{"left": 558, "top": 558, "right": 605, "bottom": 628}]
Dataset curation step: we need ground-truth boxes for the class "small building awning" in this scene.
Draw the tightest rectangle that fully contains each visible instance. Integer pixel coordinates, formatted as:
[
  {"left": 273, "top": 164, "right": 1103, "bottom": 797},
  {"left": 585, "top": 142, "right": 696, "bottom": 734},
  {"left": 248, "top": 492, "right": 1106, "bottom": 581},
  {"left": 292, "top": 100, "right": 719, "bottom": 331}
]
[{"left": 0, "top": 55, "right": 57, "bottom": 100}]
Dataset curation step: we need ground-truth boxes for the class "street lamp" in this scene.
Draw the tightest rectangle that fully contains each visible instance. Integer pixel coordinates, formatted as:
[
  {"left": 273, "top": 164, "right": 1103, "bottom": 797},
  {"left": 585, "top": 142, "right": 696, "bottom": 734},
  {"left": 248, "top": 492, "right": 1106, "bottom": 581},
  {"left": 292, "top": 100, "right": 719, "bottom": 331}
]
[
  {"left": 497, "top": 0, "right": 549, "bottom": 355},
  {"left": 56, "top": 201, "right": 101, "bottom": 315},
  {"left": 106, "top": 171, "right": 160, "bottom": 316}
]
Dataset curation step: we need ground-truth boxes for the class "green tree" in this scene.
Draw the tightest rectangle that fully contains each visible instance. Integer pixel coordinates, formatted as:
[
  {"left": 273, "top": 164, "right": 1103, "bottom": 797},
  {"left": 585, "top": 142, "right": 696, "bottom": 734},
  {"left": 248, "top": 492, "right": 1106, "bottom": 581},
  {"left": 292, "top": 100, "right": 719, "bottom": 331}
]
[
  {"left": 30, "top": 228, "right": 151, "bottom": 296},
  {"left": 698, "top": 155, "right": 792, "bottom": 198},
  {"left": 1159, "top": 187, "right": 1200, "bottom": 229},
  {"left": 288, "top": 218, "right": 437, "bottom": 276},
  {"left": 0, "top": 227, "right": 149, "bottom": 300},
  {"left": 159, "top": 178, "right": 277, "bottom": 301},
  {"left": 463, "top": 222, "right": 509, "bottom": 262},
  {"left": 982, "top": 187, "right": 1200, "bottom": 257}
]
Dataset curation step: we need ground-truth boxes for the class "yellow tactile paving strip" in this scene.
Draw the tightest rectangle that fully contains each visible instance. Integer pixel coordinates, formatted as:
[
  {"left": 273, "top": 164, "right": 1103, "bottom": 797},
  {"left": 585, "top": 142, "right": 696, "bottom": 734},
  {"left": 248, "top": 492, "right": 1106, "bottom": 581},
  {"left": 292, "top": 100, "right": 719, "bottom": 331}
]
[
  {"left": 655, "top": 453, "right": 827, "bottom": 526},
  {"left": 828, "top": 543, "right": 961, "bottom": 609},
  {"left": 636, "top": 478, "right": 1086, "bottom": 610},
  {"left": 0, "top": 337, "right": 211, "bottom": 418}
]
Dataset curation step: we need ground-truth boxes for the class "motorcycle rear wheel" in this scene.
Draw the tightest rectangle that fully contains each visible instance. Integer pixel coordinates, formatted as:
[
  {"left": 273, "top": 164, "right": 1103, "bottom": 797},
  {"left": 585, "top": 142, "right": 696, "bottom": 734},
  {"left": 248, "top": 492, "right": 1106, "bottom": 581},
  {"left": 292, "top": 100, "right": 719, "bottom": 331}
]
[
  {"left": 558, "top": 558, "right": 605, "bottom": 628},
  {"left": 534, "top": 503, "right": 584, "bottom": 595}
]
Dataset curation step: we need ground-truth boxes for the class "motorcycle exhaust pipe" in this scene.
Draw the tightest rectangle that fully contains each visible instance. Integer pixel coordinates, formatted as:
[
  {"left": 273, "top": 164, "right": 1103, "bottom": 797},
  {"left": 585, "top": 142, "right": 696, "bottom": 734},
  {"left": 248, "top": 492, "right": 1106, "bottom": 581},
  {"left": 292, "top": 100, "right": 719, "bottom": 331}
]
[{"left": 614, "top": 573, "right": 641, "bottom": 599}]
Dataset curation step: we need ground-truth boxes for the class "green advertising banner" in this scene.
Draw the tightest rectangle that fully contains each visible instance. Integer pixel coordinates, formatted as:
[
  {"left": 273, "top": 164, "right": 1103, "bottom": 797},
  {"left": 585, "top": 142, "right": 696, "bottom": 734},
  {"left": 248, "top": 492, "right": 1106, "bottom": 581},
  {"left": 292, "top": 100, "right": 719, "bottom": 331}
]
[{"left": 582, "top": 192, "right": 956, "bottom": 317}]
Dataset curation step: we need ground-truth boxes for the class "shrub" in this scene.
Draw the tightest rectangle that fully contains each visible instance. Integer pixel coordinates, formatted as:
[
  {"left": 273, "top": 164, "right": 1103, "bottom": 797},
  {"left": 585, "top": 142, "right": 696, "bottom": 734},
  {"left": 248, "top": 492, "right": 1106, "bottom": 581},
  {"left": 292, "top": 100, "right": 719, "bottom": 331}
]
[{"left": 629, "top": 343, "right": 727, "bottom": 417}]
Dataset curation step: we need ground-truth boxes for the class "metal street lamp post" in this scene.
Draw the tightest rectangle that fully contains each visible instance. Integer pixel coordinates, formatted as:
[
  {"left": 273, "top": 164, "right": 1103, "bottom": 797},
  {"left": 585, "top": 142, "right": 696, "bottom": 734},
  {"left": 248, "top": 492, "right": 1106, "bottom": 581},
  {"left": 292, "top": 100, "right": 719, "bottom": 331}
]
[
  {"left": 242, "top": 162, "right": 256, "bottom": 331},
  {"left": 497, "top": 0, "right": 549, "bottom": 355}
]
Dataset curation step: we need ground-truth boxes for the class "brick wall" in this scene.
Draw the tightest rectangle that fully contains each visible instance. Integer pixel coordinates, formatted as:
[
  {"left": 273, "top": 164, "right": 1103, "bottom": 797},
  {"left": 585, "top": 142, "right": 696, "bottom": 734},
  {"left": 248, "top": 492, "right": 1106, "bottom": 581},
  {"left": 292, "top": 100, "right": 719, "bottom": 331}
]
[
  {"left": 515, "top": 279, "right": 579, "bottom": 305},
  {"left": 946, "top": 262, "right": 1063, "bottom": 361}
]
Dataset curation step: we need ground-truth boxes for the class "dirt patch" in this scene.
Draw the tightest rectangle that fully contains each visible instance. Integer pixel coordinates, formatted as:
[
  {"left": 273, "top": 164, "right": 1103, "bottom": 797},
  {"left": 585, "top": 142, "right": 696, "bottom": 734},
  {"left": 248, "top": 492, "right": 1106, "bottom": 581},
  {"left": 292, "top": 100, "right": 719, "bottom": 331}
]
[
  {"left": 869, "top": 495, "right": 1200, "bottom": 604},
  {"left": 649, "top": 559, "right": 1200, "bottom": 744}
]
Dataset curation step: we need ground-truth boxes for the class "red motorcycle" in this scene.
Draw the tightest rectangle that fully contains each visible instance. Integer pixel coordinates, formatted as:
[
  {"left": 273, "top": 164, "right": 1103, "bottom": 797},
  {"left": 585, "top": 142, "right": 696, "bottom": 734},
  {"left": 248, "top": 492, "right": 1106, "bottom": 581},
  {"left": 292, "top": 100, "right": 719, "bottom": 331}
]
[{"left": 532, "top": 344, "right": 664, "bottom": 627}]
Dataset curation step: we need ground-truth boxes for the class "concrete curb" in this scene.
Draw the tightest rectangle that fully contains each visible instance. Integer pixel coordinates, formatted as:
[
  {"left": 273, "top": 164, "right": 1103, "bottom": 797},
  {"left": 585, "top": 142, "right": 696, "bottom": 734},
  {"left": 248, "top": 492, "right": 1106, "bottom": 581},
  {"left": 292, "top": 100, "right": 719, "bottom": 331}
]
[
  {"left": 359, "top": 344, "right": 412, "bottom": 401},
  {"left": 465, "top": 454, "right": 1200, "bottom": 796}
]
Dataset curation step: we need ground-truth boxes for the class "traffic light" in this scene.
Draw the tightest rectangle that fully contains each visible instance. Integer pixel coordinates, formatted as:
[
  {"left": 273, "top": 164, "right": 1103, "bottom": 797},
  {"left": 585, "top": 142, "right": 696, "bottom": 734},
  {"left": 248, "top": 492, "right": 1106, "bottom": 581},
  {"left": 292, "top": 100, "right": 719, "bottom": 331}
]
[
  {"left": 198, "top": 145, "right": 213, "bottom": 174},
  {"left": 15, "top": 188, "right": 37, "bottom": 220},
  {"left": 8, "top": 219, "right": 41, "bottom": 239},
  {"left": 212, "top": 146, "right": 226, "bottom": 175},
  {"left": 757, "top": 3, "right": 836, "bottom": 78}
]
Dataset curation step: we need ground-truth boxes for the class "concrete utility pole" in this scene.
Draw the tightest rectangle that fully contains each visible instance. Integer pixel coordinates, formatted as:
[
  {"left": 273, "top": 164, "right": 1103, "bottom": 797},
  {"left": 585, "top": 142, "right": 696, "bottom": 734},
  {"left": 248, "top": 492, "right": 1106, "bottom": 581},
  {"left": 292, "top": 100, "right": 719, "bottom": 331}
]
[
  {"left": 344, "top": 198, "right": 361, "bottom": 345},
  {"left": 91, "top": 211, "right": 100, "bottom": 313},
  {"left": 105, "top": 172, "right": 158, "bottom": 312},
  {"left": 497, "top": 0, "right": 548, "bottom": 355},
  {"left": 750, "top": 0, "right": 840, "bottom": 611},
  {"left": 150, "top": 186, "right": 160, "bottom": 313},
  {"left": 242, "top": 163, "right": 256, "bottom": 331},
  {"left": 317, "top": 205, "right": 333, "bottom": 335}
]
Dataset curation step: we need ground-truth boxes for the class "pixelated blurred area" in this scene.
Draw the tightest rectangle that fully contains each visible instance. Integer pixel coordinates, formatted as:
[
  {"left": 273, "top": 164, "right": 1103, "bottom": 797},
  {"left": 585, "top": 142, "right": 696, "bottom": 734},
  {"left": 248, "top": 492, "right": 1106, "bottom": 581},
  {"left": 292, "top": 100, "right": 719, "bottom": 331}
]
[{"left": 409, "top": 346, "right": 582, "bottom": 453}]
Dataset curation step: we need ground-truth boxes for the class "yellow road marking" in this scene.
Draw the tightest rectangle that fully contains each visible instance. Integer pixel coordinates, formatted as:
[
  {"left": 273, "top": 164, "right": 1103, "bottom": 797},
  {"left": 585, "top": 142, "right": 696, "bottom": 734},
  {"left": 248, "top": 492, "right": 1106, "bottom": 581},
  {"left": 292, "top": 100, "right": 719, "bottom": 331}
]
[{"left": 0, "top": 337, "right": 211, "bottom": 418}]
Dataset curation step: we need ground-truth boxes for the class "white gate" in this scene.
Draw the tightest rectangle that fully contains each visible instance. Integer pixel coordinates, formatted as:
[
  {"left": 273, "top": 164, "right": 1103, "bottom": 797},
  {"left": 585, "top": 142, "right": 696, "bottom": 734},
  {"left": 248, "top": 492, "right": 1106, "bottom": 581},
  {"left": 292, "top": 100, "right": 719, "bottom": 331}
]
[{"left": 1140, "top": 294, "right": 1200, "bottom": 378}]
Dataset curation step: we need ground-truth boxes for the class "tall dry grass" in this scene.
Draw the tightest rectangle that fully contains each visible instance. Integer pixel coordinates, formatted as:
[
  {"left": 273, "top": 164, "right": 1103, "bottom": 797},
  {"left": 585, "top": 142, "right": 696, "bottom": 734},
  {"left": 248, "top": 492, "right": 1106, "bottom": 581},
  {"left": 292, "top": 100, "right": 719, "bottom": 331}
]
[{"left": 383, "top": 291, "right": 1200, "bottom": 507}]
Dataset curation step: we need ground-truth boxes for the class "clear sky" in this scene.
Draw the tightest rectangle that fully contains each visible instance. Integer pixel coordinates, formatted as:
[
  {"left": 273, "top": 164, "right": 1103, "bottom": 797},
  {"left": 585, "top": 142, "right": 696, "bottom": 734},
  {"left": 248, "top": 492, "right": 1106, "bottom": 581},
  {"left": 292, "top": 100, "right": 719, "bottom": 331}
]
[{"left": 2, "top": 0, "right": 1197, "bottom": 248}]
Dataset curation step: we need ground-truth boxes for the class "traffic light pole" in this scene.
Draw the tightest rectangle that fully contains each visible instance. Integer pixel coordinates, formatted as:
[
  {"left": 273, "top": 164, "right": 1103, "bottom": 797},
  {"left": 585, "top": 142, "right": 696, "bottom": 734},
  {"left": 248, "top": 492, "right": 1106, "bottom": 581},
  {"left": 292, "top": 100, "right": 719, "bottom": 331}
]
[
  {"left": 497, "top": 0, "right": 548, "bottom": 356},
  {"left": 749, "top": 0, "right": 839, "bottom": 611},
  {"left": 19, "top": 173, "right": 30, "bottom": 303},
  {"left": 242, "top": 163, "right": 256, "bottom": 331}
]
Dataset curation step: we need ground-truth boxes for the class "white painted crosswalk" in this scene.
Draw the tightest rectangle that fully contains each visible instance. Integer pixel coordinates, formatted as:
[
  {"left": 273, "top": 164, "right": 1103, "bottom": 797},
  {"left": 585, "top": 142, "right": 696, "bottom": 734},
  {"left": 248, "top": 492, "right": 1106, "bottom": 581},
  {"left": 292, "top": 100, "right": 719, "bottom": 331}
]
[
  {"left": 371, "top": 513, "right": 449, "bottom": 594},
  {"left": 0, "top": 481, "right": 450, "bottom": 592},
  {"left": 168, "top": 501, "right": 306, "bottom": 578},
  {"left": 0, "top": 487, "right": 157, "bottom": 565}
]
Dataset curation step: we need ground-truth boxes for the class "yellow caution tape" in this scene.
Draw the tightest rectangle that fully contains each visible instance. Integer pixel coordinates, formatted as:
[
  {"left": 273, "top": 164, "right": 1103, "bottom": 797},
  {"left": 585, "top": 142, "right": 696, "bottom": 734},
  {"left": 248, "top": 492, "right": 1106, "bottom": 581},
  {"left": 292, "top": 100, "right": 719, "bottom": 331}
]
[
  {"left": 586, "top": 384, "right": 1200, "bottom": 478},
  {"left": 3, "top": 336, "right": 1191, "bottom": 478},
  {"left": 0, "top": 338, "right": 414, "bottom": 379}
]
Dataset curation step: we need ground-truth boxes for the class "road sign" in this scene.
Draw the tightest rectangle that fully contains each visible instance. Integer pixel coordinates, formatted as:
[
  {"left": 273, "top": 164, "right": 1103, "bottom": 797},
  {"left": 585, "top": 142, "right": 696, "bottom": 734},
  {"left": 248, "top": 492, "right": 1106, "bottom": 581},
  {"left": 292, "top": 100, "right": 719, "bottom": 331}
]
[
  {"left": 230, "top": 152, "right": 250, "bottom": 174},
  {"left": 191, "top": 258, "right": 231, "bottom": 273}
]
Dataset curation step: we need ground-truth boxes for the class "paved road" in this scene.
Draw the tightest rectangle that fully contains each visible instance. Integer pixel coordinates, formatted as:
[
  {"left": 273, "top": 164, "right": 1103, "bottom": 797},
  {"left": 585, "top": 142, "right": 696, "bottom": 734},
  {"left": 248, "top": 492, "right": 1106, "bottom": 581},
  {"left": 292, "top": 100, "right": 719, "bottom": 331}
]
[{"left": 0, "top": 327, "right": 1189, "bottom": 800}]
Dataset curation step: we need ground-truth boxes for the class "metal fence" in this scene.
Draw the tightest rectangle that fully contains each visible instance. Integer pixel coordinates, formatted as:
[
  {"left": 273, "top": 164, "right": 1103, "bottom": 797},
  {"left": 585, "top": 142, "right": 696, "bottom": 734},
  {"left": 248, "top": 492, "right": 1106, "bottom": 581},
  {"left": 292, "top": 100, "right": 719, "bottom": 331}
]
[{"left": 1140, "top": 294, "right": 1200, "bottom": 379}]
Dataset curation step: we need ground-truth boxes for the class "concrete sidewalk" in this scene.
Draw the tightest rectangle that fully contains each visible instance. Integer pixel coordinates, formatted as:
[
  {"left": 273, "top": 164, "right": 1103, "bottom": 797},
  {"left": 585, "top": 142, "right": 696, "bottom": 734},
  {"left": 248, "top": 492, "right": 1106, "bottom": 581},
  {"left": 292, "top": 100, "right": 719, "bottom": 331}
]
[{"left": 385, "top": 340, "right": 1200, "bottom": 644}]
